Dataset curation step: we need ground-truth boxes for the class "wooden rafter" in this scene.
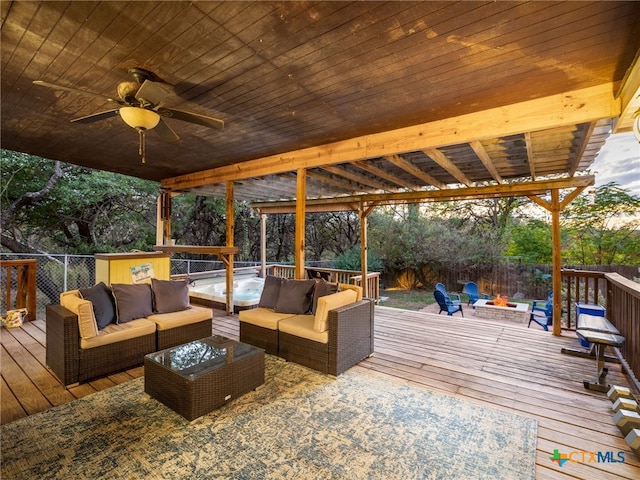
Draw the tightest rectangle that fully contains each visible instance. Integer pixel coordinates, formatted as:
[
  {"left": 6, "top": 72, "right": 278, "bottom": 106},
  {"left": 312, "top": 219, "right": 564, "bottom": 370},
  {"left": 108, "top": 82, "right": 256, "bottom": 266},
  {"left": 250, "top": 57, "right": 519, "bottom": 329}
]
[
  {"left": 383, "top": 154, "right": 445, "bottom": 189},
  {"left": 353, "top": 160, "right": 420, "bottom": 190},
  {"left": 570, "top": 122, "right": 597, "bottom": 176},
  {"left": 321, "top": 165, "right": 391, "bottom": 191},
  {"left": 423, "top": 148, "right": 472, "bottom": 187},
  {"left": 525, "top": 132, "right": 536, "bottom": 180},
  {"left": 470, "top": 140, "right": 502, "bottom": 184},
  {"left": 307, "top": 170, "right": 363, "bottom": 193}
]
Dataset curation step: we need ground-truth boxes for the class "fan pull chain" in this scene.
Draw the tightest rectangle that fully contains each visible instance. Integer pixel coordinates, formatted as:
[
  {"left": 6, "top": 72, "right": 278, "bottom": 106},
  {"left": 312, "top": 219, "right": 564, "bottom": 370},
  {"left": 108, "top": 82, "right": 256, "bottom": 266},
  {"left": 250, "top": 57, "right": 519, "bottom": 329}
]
[{"left": 138, "top": 128, "right": 146, "bottom": 163}]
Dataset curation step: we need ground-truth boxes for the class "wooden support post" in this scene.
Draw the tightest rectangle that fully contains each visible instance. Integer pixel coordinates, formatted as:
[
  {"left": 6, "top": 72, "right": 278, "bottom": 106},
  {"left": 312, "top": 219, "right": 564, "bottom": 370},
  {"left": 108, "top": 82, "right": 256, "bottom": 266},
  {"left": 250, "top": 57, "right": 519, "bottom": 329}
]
[
  {"left": 359, "top": 201, "right": 369, "bottom": 298},
  {"left": 226, "top": 181, "right": 235, "bottom": 315},
  {"left": 295, "top": 169, "right": 306, "bottom": 279},
  {"left": 551, "top": 189, "right": 562, "bottom": 336},
  {"left": 260, "top": 213, "right": 267, "bottom": 279},
  {"left": 157, "top": 191, "right": 173, "bottom": 245}
]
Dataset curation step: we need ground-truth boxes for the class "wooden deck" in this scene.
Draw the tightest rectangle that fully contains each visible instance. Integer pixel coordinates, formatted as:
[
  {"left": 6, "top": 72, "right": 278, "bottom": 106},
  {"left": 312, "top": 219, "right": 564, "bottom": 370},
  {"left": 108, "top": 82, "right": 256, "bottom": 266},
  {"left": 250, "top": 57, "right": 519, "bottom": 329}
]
[{"left": 1, "top": 306, "right": 638, "bottom": 479}]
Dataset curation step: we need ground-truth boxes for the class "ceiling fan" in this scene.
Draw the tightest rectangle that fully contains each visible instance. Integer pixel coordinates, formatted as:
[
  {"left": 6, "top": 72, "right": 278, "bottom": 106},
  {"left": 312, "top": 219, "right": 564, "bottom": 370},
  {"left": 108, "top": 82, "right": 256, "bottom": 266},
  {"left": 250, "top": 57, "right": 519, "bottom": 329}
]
[{"left": 33, "top": 67, "right": 224, "bottom": 163}]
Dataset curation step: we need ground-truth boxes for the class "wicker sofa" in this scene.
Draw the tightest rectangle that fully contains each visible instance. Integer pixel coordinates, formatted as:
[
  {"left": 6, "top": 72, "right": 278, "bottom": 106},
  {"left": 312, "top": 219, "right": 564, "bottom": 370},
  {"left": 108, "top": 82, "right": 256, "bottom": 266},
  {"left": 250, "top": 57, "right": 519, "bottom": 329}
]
[
  {"left": 46, "top": 279, "right": 212, "bottom": 387},
  {"left": 239, "top": 277, "right": 374, "bottom": 376}
]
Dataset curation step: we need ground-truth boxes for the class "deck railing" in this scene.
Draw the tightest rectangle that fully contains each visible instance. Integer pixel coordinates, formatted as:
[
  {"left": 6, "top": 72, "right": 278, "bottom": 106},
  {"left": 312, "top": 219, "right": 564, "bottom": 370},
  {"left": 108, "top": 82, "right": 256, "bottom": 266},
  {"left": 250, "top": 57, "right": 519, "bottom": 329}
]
[
  {"left": 1, "top": 259, "right": 37, "bottom": 321},
  {"left": 561, "top": 268, "right": 640, "bottom": 391},
  {"left": 266, "top": 265, "right": 380, "bottom": 302},
  {"left": 561, "top": 268, "right": 608, "bottom": 329}
]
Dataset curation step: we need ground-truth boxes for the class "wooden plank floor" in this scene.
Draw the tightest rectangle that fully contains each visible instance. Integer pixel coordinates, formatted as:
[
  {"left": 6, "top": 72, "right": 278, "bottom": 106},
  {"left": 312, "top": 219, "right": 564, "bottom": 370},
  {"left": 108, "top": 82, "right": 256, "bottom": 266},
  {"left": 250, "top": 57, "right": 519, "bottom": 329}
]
[{"left": 1, "top": 306, "right": 638, "bottom": 479}]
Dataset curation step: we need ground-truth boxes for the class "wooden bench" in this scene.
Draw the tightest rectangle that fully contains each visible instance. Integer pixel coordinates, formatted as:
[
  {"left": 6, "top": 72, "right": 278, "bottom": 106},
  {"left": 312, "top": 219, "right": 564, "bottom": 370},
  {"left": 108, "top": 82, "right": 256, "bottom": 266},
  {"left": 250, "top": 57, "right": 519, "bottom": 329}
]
[{"left": 562, "top": 314, "right": 625, "bottom": 392}]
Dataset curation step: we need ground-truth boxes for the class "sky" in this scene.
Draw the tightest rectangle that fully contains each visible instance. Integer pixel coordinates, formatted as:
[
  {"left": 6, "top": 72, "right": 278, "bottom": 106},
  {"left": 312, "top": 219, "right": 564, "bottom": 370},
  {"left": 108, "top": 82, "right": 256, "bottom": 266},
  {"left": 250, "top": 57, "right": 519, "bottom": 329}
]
[{"left": 590, "top": 131, "right": 640, "bottom": 197}]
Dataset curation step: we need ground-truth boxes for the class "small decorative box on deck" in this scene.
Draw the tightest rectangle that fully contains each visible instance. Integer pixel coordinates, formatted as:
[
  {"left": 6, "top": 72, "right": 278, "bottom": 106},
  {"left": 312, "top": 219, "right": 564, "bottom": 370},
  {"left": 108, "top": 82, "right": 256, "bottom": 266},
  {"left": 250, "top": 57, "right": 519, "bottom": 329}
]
[{"left": 575, "top": 302, "right": 606, "bottom": 347}]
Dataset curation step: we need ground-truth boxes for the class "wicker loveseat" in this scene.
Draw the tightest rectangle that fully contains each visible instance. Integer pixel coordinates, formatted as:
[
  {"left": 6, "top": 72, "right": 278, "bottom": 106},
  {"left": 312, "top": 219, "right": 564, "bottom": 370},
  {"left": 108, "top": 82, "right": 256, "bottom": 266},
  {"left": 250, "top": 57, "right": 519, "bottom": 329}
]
[
  {"left": 239, "top": 276, "right": 374, "bottom": 376},
  {"left": 46, "top": 279, "right": 212, "bottom": 387}
]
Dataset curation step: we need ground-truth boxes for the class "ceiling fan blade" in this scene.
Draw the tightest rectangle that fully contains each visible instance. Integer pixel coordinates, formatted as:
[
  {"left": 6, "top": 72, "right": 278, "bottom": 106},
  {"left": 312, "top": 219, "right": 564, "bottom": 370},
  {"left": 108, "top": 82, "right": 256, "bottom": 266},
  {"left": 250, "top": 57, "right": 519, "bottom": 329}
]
[
  {"left": 158, "top": 108, "right": 224, "bottom": 130},
  {"left": 33, "top": 80, "right": 123, "bottom": 105},
  {"left": 135, "top": 80, "right": 170, "bottom": 107},
  {"left": 71, "top": 109, "right": 120, "bottom": 124},
  {"left": 154, "top": 119, "right": 180, "bottom": 142}
]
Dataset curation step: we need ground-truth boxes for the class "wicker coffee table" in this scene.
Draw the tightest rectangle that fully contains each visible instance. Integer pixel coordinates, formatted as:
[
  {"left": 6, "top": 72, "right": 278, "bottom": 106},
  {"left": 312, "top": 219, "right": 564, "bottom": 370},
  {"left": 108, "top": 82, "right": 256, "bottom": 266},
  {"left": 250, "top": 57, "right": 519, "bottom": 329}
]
[{"left": 144, "top": 335, "right": 264, "bottom": 421}]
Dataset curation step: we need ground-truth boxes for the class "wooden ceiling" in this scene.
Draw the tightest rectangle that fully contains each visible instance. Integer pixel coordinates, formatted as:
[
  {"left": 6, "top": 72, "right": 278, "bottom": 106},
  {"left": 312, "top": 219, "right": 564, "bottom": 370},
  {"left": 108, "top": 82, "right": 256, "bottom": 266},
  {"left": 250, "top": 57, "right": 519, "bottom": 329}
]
[{"left": 2, "top": 1, "right": 639, "bottom": 203}]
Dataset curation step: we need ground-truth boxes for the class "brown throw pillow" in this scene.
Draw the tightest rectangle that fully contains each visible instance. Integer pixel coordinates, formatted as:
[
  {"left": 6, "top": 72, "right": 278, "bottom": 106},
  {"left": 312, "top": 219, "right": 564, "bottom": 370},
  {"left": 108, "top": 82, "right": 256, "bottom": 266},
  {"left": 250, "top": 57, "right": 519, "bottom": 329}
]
[
  {"left": 111, "top": 283, "right": 153, "bottom": 324},
  {"left": 312, "top": 279, "right": 339, "bottom": 314},
  {"left": 274, "top": 278, "right": 316, "bottom": 314},
  {"left": 258, "top": 275, "right": 283, "bottom": 310},
  {"left": 79, "top": 282, "right": 116, "bottom": 330},
  {"left": 151, "top": 278, "right": 190, "bottom": 314}
]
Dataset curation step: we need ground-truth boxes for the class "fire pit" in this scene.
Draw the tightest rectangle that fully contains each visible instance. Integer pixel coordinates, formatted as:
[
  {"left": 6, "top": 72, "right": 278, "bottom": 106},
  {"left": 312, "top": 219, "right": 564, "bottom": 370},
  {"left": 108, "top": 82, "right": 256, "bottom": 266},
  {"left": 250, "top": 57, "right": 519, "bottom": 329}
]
[{"left": 474, "top": 296, "right": 529, "bottom": 323}]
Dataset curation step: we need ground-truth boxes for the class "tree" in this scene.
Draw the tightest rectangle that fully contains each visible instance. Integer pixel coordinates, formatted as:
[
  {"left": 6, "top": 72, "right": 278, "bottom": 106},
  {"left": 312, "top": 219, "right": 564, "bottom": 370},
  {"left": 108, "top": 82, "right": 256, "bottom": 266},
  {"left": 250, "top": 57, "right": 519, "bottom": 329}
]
[
  {"left": 505, "top": 219, "right": 553, "bottom": 263},
  {"left": 1, "top": 150, "right": 158, "bottom": 254},
  {"left": 561, "top": 182, "right": 640, "bottom": 265}
]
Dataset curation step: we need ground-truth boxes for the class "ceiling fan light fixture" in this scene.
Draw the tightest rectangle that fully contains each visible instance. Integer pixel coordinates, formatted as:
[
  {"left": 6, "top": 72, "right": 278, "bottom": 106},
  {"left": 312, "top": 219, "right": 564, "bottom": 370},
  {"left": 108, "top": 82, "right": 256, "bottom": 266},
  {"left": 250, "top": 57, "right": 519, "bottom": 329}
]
[{"left": 119, "top": 106, "right": 160, "bottom": 131}]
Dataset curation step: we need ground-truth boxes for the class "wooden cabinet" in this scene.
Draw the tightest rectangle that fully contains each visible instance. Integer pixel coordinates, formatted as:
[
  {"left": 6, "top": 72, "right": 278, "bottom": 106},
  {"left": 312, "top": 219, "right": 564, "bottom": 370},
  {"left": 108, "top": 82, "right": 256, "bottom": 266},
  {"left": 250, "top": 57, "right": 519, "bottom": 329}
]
[{"left": 95, "top": 252, "right": 171, "bottom": 285}]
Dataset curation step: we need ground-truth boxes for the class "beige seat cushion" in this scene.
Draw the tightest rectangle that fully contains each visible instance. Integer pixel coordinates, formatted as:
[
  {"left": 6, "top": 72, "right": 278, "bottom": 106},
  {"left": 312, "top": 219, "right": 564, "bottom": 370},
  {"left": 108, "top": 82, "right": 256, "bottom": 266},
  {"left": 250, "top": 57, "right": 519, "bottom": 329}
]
[
  {"left": 148, "top": 305, "right": 212, "bottom": 331},
  {"left": 338, "top": 283, "right": 363, "bottom": 302},
  {"left": 279, "top": 315, "right": 328, "bottom": 344},
  {"left": 239, "top": 307, "right": 295, "bottom": 330},
  {"left": 80, "top": 319, "right": 156, "bottom": 349},
  {"left": 60, "top": 290, "right": 98, "bottom": 339},
  {"left": 314, "top": 289, "right": 358, "bottom": 332}
]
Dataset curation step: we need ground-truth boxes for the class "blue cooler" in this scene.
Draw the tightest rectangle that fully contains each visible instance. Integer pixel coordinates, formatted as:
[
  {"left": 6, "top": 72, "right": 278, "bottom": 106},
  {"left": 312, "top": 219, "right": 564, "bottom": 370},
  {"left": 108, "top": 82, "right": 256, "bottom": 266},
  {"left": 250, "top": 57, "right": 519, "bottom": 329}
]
[{"left": 575, "top": 302, "right": 606, "bottom": 347}]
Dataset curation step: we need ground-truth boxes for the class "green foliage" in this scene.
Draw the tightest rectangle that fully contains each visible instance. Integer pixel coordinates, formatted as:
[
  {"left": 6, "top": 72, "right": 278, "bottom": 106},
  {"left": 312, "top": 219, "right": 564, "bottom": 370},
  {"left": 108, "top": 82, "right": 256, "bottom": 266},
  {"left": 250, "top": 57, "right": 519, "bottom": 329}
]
[
  {"left": 3, "top": 149, "right": 639, "bottom": 276},
  {"left": 505, "top": 219, "right": 553, "bottom": 263},
  {"left": 561, "top": 182, "right": 640, "bottom": 265},
  {"left": 333, "top": 245, "right": 383, "bottom": 271},
  {"left": 2, "top": 150, "right": 158, "bottom": 254},
  {"left": 368, "top": 206, "right": 506, "bottom": 288}
]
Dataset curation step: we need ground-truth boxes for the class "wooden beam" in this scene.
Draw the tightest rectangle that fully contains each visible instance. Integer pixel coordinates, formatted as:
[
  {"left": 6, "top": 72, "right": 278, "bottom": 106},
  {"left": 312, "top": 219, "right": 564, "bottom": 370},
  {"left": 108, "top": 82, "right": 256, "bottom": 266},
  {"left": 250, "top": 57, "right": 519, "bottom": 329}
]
[
  {"left": 161, "top": 83, "right": 619, "bottom": 192},
  {"left": 470, "top": 140, "right": 502, "bottom": 183},
  {"left": 569, "top": 122, "right": 596, "bottom": 177},
  {"left": 322, "top": 165, "right": 391, "bottom": 191},
  {"left": 253, "top": 176, "right": 595, "bottom": 213},
  {"left": 354, "top": 160, "right": 421, "bottom": 190},
  {"left": 423, "top": 148, "right": 472, "bottom": 186},
  {"left": 613, "top": 49, "right": 640, "bottom": 134},
  {"left": 383, "top": 154, "right": 445, "bottom": 189},
  {"left": 525, "top": 132, "right": 536, "bottom": 180},
  {"left": 307, "top": 170, "right": 360, "bottom": 193}
]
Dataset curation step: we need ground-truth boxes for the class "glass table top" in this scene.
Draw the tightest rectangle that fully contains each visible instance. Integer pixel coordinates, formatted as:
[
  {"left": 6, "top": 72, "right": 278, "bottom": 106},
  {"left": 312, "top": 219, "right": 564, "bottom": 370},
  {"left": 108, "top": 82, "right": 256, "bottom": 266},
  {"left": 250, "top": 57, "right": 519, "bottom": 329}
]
[{"left": 145, "top": 335, "right": 260, "bottom": 379}]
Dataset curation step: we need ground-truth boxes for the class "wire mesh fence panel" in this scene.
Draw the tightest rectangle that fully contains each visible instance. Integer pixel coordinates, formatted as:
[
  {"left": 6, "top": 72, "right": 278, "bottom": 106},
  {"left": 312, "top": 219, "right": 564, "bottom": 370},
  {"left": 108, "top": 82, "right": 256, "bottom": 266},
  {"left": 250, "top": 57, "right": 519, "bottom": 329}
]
[{"left": 1, "top": 253, "right": 95, "bottom": 320}]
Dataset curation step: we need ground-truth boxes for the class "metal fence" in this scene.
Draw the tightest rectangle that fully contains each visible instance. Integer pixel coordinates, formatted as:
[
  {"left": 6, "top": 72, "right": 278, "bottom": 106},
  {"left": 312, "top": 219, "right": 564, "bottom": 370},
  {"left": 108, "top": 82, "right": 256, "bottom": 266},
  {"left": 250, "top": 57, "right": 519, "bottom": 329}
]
[
  {"left": 3, "top": 252, "right": 636, "bottom": 321},
  {"left": 0, "top": 253, "right": 268, "bottom": 320}
]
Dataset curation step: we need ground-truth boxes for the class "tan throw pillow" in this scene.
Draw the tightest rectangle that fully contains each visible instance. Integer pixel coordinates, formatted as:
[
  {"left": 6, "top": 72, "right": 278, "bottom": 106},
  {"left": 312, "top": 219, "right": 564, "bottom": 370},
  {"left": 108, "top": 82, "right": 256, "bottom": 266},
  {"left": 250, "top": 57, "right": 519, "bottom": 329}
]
[
  {"left": 61, "top": 290, "right": 98, "bottom": 339},
  {"left": 338, "top": 283, "right": 363, "bottom": 301},
  {"left": 313, "top": 289, "right": 358, "bottom": 333},
  {"left": 312, "top": 279, "right": 339, "bottom": 314}
]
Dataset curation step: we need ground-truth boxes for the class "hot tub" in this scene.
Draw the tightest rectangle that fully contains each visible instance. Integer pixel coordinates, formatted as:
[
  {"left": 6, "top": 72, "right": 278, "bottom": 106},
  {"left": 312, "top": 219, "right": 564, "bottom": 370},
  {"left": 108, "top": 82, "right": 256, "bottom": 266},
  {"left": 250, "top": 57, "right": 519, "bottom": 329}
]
[{"left": 189, "top": 274, "right": 265, "bottom": 312}]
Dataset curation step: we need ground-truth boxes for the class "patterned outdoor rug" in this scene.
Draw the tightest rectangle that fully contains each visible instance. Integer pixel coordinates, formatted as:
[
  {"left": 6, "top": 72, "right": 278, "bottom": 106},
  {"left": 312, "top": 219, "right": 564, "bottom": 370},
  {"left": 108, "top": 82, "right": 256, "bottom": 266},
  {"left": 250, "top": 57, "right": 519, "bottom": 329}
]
[{"left": 1, "top": 356, "right": 536, "bottom": 479}]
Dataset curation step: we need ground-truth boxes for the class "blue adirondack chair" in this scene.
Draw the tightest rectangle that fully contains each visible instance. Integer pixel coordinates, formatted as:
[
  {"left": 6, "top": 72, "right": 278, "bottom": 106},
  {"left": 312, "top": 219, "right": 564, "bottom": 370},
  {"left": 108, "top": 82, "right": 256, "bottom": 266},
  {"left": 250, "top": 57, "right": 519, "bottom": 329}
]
[
  {"left": 528, "top": 299, "right": 553, "bottom": 331},
  {"left": 529, "top": 293, "right": 553, "bottom": 331},
  {"left": 434, "top": 290, "right": 464, "bottom": 316},
  {"left": 435, "top": 282, "right": 461, "bottom": 306},
  {"left": 464, "top": 281, "right": 489, "bottom": 305}
]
